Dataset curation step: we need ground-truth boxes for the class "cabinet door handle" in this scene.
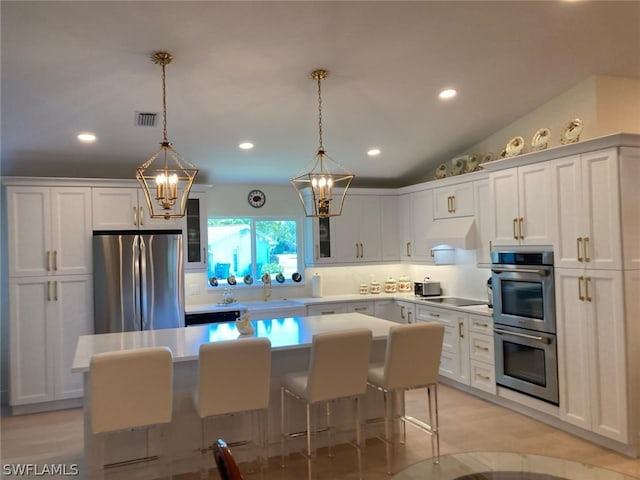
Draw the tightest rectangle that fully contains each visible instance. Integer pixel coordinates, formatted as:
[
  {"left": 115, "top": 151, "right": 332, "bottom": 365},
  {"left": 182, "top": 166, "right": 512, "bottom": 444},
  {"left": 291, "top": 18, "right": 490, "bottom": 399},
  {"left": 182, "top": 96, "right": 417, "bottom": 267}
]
[
  {"left": 430, "top": 249, "right": 434, "bottom": 257},
  {"left": 53, "top": 251, "right": 57, "bottom": 271},
  {"left": 585, "top": 276, "right": 592, "bottom": 302},
  {"left": 139, "top": 206, "right": 144, "bottom": 226},
  {"left": 519, "top": 217, "right": 524, "bottom": 239},
  {"left": 447, "top": 196, "right": 451, "bottom": 213},
  {"left": 46, "top": 251, "right": 51, "bottom": 271},
  {"left": 354, "top": 307, "right": 367, "bottom": 312},
  {"left": 458, "top": 321, "right": 464, "bottom": 338},
  {"left": 321, "top": 311, "right": 335, "bottom": 315},
  {"left": 53, "top": 281, "right": 58, "bottom": 301},
  {"left": 473, "top": 322, "right": 489, "bottom": 329},
  {"left": 475, "top": 373, "right": 491, "bottom": 381},
  {"left": 578, "top": 276, "right": 585, "bottom": 301},
  {"left": 475, "top": 345, "right": 490, "bottom": 351},
  {"left": 355, "top": 243, "right": 359, "bottom": 258},
  {"left": 133, "top": 206, "right": 138, "bottom": 226},
  {"left": 577, "top": 237, "right": 584, "bottom": 262},
  {"left": 202, "top": 247, "right": 207, "bottom": 264},
  {"left": 428, "top": 312, "right": 440, "bottom": 318},
  {"left": 47, "top": 281, "right": 52, "bottom": 302},
  {"left": 451, "top": 195, "right": 456, "bottom": 213},
  {"left": 407, "top": 311, "right": 413, "bottom": 324},
  {"left": 315, "top": 244, "right": 319, "bottom": 260},
  {"left": 360, "top": 243, "right": 364, "bottom": 258},
  {"left": 407, "top": 242, "right": 412, "bottom": 257},
  {"left": 513, "top": 218, "right": 518, "bottom": 240},
  {"left": 584, "top": 237, "right": 590, "bottom": 262},
  {"left": 400, "top": 306, "right": 406, "bottom": 319}
]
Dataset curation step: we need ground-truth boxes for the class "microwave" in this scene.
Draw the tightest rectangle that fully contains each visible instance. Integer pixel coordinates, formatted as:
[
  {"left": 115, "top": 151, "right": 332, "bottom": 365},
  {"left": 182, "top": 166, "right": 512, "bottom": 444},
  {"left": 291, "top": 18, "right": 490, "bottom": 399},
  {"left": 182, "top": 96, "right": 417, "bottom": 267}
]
[{"left": 414, "top": 281, "right": 441, "bottom": 297}]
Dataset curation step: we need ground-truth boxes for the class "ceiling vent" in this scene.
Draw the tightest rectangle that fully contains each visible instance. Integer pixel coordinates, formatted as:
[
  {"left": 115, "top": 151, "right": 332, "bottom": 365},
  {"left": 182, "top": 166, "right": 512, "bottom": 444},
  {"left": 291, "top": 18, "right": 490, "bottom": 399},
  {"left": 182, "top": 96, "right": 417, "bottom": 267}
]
[{"left": 134, "top": 111, "right": 158, "bottom": 127}]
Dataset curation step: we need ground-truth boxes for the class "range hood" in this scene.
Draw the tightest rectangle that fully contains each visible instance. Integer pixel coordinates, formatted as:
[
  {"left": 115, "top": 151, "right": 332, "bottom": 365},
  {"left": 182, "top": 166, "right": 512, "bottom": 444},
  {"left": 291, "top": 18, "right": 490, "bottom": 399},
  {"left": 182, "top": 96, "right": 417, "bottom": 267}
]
[{"left": 425, "top": 217, "right": 477, "bottom": 250}]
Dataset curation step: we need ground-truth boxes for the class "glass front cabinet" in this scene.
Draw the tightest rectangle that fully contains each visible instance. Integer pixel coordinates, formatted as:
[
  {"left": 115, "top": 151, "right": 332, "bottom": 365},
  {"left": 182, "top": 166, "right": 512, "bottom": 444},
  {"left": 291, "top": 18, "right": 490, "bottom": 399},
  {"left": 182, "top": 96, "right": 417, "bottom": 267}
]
[{"left": 185, "top": 191, "right": 208, "bottom": 271}]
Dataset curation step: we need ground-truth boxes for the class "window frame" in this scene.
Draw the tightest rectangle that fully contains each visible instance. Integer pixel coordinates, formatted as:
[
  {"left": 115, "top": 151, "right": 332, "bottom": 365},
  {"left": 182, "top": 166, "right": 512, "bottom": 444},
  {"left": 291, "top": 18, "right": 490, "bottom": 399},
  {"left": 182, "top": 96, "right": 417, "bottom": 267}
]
[{"left": 206, "top": 215, "right": 304, "bottom": 288}]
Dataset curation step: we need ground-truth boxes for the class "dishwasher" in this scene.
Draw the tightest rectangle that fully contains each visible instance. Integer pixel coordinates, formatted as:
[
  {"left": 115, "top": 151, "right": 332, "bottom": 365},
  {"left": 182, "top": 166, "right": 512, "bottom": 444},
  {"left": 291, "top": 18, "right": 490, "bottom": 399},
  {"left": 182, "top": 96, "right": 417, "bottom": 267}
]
[{"left": 184, "top": 310, "right": 243, "bottom": 327}]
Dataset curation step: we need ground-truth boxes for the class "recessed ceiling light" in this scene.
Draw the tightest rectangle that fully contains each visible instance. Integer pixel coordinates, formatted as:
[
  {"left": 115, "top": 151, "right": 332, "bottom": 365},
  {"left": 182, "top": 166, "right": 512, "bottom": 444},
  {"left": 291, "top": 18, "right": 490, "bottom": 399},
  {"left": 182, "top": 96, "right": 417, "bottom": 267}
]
[
  {"left": 77, "top": 132, "right": 96, "bottom": 143},
  {"left": 439, "top": 89, "right": 457, "bottom": 100},
  {"left": 367, "top": 148, "right": 381, "bottom": 156},
  {"left": 239, "top": 142, "right": 254, "bottom": 150}
]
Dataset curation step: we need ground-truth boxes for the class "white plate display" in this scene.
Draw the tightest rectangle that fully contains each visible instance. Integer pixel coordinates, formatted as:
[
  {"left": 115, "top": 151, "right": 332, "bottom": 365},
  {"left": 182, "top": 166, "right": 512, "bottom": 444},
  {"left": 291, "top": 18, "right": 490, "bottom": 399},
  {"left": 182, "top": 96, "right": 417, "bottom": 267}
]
[
  {"left": 243, "top": 274, "right": 253, "bottom": 285},
  {"left": 498, "top": 148, "right": 507, "bottom": 159},
  {"left": 480, "top": 152, "right": 494, "bottom": 164},
  {"left": 560, "top": 118, "right": 583, "bottom": 144},
  {"left": 465, "top": 154, "right": 479, "bottom": 172},
  {"left": 531, "top": 128, "right": 551, "bottom": 151},
  {"left": 451, "top": 156, "right": 466, "bottom": 175},
  {"left": 505, "top": 136, "right": 525, "bottom": 157},
  {"left": 435, "top": 164, "right": 447, "bottom": 179}
]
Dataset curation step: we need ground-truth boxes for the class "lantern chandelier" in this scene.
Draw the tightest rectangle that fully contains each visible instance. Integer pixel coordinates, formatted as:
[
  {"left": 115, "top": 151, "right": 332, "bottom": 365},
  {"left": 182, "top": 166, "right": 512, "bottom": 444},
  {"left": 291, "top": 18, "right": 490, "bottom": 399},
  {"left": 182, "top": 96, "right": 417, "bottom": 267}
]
[
  {"left": 291, "top": 69, "right": 355, "bottom": 218},
  {"left": 137, "top": 51, "right": 198, "bottom": 219}
]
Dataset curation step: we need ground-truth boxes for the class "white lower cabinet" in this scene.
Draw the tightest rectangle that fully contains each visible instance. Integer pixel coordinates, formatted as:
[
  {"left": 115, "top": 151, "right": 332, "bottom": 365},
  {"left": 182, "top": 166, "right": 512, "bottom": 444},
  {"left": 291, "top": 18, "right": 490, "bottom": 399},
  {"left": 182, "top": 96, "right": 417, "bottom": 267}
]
[
  {"left": 306, "top": 303, "right": 348, "bottom": 316},
  {"left": 415, "top": 305, "right": 495, "bottom": 393},
  {"left": 415, "top": 305, "right": 469, "bottom": 385},
  {"left": 556, "top": 268, "right": 628, "bottom": 443},
  {"left": 9, "top": 275, "right": 93, "bottom": 406}
]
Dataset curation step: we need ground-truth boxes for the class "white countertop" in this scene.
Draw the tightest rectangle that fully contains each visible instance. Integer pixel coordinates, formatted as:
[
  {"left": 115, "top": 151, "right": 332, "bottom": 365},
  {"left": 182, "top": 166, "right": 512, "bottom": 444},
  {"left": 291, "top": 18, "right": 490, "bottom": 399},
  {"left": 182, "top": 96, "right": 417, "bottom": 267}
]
[
  {"left": 186, "top": 293, "right": 493, "bottom": 317},
  {"left": 72, "top": 312, "right": 396, "bottom": 373}
]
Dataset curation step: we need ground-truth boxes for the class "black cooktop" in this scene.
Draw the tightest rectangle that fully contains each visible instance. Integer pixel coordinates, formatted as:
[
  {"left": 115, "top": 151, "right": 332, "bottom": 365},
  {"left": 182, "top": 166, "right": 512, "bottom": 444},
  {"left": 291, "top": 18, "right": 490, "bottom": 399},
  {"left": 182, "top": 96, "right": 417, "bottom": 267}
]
[{"left": 421, "top": 297, "right": 487, "bottom": 307}]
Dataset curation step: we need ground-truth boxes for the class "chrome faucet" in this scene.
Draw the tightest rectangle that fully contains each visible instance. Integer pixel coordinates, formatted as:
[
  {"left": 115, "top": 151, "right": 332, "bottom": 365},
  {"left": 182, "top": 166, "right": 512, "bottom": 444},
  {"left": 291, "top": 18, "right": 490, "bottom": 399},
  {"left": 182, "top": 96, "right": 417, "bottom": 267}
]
[{"left": 262, "top": 273, "right": 272, "bottom": 301}]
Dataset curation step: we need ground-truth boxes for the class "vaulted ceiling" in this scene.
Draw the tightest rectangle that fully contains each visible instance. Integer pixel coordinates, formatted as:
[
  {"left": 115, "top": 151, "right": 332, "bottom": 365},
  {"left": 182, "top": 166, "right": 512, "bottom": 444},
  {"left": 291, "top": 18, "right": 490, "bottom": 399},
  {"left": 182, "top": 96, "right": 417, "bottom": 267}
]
[{"left": 2, "top": 1, "right": 639, "bottom": 187}]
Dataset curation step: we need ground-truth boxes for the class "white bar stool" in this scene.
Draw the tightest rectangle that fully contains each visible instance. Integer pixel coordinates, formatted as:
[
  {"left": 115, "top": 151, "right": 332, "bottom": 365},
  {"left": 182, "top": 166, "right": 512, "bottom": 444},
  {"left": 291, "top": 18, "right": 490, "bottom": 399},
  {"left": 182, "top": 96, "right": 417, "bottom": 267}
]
[
  {"left": 89, "top": 346, "right": 173, "bottom": 479},
  {"left": 280, "top": 328, "right": 372, "bottom": 480},
  {"left": 193, "top": 337, "right": 272, "bottom": 477},
  {"left": 367, "top": 321, "right": 444, "bottom": 474}
]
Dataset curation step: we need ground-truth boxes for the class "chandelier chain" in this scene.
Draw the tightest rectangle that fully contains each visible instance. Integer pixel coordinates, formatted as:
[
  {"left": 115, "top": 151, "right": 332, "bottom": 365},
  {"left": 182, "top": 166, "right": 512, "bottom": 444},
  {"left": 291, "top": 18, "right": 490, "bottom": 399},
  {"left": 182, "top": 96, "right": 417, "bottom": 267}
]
[
  {"left": 161, "top": 62, "right": 168, "bottom": 144},
  {"left": 317, "top": 74, "right": 323, "bottom": 151}
]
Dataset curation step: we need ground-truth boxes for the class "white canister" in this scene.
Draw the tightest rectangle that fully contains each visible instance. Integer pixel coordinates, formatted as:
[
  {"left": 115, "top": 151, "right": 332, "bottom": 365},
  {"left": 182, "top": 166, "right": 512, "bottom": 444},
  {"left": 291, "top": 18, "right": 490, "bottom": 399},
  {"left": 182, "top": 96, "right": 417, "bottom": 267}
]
[
  {"left": 384, "top": 277, "right": 397, "bottom": 293},
  {"left": 359, "top": 283, "right": 369, "bottom": 295},
  {"left": 370, "top": 281, "right": 381, "bottom": 294},
  {"left": 311, "top": 273, "right": 323, "bottom": 298},
  {"left": 398, "top": 275, "right": 412, "bottom": 292}
]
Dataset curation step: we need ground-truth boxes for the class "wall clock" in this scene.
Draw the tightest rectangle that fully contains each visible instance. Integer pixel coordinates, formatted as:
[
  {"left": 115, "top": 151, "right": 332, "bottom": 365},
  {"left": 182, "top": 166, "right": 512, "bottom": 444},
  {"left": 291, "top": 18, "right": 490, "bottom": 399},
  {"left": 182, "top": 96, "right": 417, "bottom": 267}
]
[{"left": 248, "top": 189, "right": 266, "bottom": 208}]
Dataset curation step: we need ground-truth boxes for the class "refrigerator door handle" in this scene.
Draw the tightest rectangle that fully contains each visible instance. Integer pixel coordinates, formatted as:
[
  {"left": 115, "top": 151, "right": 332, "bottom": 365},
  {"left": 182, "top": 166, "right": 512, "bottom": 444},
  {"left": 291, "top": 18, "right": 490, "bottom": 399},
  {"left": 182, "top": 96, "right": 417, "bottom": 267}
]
[
  {"left": 139, "top": 235, "right": 149, "bottom": 330},
  {"left": 133, "top": 235, "right": 142, "bottom": 331}
]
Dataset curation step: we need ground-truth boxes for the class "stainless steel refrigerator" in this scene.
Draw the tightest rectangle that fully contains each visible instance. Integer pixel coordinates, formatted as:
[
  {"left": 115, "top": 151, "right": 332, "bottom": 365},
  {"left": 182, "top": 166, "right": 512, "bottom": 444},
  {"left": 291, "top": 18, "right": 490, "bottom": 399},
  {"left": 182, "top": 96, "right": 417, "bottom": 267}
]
[{"left": 93, "top": 230, "right": 184, "bottom": 333}]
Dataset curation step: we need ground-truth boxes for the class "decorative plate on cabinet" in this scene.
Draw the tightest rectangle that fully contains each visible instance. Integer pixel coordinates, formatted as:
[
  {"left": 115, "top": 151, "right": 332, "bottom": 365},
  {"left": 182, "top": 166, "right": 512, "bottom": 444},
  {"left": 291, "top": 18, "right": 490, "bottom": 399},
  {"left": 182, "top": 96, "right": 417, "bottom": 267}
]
[
  {"left": 465, "top": 154, "right": 479, "bottom": 172},
  {"left": 531, "top": 128, "right": 551, "bottom": 151},
  {"left": 435, "top": 164, "right": 448, "bottom": 179},
  {"left": 480, "top": 152, "right": 494, "bottom": 164},
  {"left": 505, "top": 136, "right": 525, "bottom": 157},
  {"left": 243, "top": 274, "right": 253, "bottom": 285},
  {"left": 560, "top": 118, "right": 583, "bottom": 144},
  {"left": 451, "top": 156, "right": 466, "bottom": 175}
]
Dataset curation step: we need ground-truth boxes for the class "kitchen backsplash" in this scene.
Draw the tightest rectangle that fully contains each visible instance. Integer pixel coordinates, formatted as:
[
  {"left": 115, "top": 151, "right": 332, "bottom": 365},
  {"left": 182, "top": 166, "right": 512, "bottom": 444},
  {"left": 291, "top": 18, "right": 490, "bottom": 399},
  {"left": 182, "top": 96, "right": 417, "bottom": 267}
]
[{"left": 185, "top": 249, "right": 490, "bottom": 306}]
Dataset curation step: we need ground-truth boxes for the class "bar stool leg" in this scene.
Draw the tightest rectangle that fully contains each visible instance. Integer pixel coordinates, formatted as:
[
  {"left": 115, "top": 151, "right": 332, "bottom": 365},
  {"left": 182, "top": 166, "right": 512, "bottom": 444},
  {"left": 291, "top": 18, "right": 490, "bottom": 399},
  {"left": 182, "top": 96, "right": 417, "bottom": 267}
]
[
  {"left": 306, "top": 402, "right": 314, "bottom": 480},
  {"left": 383, "top": 390, "right": 393, "bottom": 475},
  {"left": 354, "top": 396, "right": 363, "bottom": 480},
  {"left": 429, "top": 384, "right": 440, "bottom": 464},
  {"left": 280, "top": 386, "right": 287, "bottom": 468}
]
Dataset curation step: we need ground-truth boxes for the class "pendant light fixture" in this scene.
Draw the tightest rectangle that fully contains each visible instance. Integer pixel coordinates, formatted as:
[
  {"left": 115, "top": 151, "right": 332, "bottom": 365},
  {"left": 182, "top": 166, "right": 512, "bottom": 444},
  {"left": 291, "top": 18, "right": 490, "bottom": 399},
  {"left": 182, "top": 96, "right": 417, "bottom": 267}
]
[
  {"left": 137, "top": 51, "right": 198, "bottom": 219},
  {"left": 291, "top": 69, "right": 355, "bottom": 218}
]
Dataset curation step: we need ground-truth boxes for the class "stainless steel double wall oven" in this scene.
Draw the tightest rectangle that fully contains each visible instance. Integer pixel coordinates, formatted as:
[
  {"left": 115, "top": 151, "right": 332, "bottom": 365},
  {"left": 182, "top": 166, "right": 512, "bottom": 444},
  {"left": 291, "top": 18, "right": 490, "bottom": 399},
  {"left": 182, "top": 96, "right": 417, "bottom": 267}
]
[{"left": 491, "top": 248, "right": 558, "bottom": 405}]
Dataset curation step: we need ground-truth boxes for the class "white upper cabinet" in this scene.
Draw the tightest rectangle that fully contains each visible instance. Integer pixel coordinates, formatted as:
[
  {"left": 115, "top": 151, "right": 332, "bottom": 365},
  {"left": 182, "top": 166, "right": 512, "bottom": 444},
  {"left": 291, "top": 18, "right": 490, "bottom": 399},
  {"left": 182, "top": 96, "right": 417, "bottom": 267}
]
[
  {"left": 184, "top": 191, "right": 209, "bottom": 272},
  {"left": 433, "top": 182, "right": 474, "bottom": 219},
  {"left": 7, "top": 186, "right": 92, "bottom": 277},
  {"left": 92, "top": 187, "right": 184, "bottom": 231},
  {"left": 306, "top": 191, "right": 398, "bottom": 265},
  {"left": 473, "top": 179, "right": 493, "bottom": 265},
  {"left": 489, "top": 162, "right": 553, "bottom": 246},
  {"left": 398, "top": 189, "right": 435, "bottom": 263},
  {"left": 551, "top": 148, "right": 622, "bottom": 270}
]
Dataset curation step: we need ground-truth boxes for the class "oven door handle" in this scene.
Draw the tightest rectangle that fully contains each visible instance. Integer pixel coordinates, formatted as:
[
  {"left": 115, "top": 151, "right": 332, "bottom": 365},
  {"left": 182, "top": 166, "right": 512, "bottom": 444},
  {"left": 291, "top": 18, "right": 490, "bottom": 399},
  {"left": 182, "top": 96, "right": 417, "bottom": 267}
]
[
  {"left": 491, "top": 267, "right": 550, "bottom": 276},
  {"left": 494, "top": 328, "right": 551, "bottom": 344}
]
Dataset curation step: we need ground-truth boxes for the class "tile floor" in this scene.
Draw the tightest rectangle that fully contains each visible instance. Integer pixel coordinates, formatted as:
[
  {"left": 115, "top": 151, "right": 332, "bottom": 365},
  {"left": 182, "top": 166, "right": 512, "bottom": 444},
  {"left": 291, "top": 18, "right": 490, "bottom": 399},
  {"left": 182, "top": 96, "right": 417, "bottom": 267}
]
[{"left": 1, "top": 385, "right": 639, "bottom": 479}]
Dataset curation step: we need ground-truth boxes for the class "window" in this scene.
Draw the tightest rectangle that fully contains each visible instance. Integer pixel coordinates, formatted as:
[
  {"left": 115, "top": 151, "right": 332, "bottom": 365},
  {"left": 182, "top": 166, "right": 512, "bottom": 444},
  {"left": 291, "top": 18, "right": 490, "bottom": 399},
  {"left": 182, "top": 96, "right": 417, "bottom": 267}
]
[{"left": 207, "top": 217, "right": 301, "bottom": 286}]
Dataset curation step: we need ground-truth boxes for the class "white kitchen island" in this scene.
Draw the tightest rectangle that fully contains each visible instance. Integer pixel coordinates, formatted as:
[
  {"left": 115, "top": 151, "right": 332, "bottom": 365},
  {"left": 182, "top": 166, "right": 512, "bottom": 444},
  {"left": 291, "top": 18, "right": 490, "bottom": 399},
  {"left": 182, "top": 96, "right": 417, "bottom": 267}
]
[{"left": 72, "top": 313, "right": 395, "bottom": 477}]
